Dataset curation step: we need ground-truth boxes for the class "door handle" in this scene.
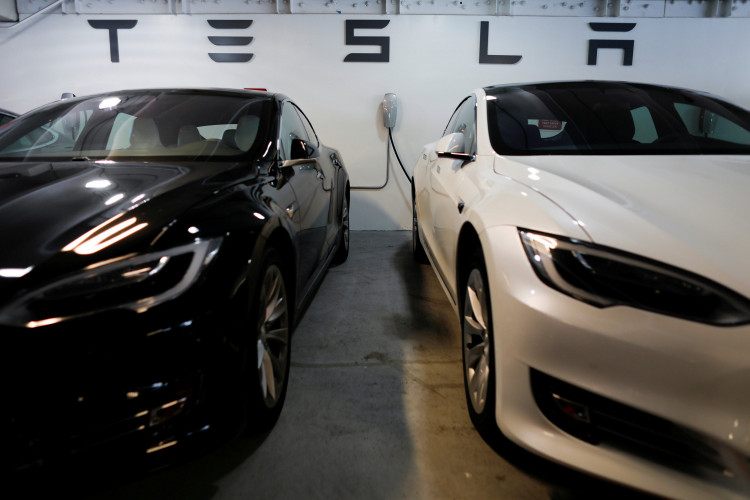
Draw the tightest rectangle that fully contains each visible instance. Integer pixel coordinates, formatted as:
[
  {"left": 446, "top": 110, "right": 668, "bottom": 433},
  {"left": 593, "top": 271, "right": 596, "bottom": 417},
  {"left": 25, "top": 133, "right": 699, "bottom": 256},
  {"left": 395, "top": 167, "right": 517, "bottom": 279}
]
[{"left": 285, "top": 202, "right": 298, "bottom": 219}]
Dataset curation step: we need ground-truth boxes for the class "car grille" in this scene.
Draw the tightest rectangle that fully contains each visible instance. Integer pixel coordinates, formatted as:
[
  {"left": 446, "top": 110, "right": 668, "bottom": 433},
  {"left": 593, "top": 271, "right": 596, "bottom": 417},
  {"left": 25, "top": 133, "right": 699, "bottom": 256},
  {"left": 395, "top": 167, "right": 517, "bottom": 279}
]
[
  {"left": 529, "top": 368, "right": 750, "bottom": 491},
  {"left": 4, "top": 375, "right": 199, "bottom": 478},
  {"left": 5, "top": 403, "right": 150, "bottom": 474}
]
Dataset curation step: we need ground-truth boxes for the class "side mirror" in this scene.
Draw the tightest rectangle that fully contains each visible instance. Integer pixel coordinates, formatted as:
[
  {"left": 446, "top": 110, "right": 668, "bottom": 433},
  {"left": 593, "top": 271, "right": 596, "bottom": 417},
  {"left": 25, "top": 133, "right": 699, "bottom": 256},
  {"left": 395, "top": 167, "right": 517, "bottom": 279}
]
[
  {"left": 290, "top": 138, "right": 315, "bottom": 160},
  {"left": 436, "top": 132, "right": 475, "bottom": 163}
]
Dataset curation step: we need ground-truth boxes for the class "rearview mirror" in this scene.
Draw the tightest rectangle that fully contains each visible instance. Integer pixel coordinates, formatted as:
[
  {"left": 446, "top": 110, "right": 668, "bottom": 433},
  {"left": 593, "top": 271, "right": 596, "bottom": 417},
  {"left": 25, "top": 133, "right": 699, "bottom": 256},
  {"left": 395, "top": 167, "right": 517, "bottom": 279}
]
[{"left": 700, "top": 110, "right": 717, "bottom": 136}]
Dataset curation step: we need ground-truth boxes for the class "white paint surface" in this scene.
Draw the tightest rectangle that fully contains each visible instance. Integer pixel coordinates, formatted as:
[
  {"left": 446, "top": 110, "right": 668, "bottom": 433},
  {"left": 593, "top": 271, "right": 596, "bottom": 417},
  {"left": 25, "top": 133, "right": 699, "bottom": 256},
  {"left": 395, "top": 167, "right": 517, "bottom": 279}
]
[{"left": 1, "top": 13, "right": 749, "bottom": 229}]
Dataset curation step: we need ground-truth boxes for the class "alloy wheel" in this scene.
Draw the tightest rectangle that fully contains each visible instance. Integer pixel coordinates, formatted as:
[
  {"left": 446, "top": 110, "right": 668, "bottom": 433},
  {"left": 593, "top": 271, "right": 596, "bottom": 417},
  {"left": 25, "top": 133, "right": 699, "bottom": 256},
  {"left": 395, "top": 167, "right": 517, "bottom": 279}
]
[
  {"left": 463, "top": 268, "right": 491, "bottom": 415},
  {"left": 341, "top": 197, "right": 349, "bottom": 253},
  {"left": 256, "top": 263, "right": 289, "bottom": 408}
]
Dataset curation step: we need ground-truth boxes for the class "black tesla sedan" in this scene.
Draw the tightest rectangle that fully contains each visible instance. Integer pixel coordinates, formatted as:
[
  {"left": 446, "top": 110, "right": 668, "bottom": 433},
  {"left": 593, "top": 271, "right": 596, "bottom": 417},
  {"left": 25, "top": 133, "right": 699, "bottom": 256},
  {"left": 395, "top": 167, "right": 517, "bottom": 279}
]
[
  {"left": 0, "top": 89, "right": 349, "bottom": 479},
  {"left": 0, "top": 107, "right": 16, "bottom": 126}
]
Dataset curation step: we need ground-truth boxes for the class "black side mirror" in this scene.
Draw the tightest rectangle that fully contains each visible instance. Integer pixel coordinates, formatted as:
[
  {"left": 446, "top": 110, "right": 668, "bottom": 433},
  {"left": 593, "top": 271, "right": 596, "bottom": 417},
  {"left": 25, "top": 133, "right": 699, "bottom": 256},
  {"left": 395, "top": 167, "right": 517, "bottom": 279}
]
[{"left": 290, "top": 138, "right": 315, "bottom": 160}]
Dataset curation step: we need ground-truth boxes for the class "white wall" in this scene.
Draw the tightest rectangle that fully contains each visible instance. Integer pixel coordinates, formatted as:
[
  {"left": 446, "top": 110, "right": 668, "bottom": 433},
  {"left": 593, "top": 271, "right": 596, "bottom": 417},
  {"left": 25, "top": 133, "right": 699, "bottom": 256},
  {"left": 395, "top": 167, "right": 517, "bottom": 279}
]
[{"left": 1, "top": 13, "right": 749, "bottom": 229}]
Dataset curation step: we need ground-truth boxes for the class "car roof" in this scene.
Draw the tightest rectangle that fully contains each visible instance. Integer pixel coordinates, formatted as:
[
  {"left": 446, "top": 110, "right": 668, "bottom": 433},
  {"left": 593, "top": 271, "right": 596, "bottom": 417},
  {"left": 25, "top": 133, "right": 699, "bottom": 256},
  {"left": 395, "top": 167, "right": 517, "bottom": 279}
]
[
  {"left": 484, "top": 80, "right": 679, "bottom": 92},
  {"left": 481, "top": 80, "right": 718, "bottom": 100},
  {"left": 56, "top": 88, "right": 289, "bottom": 105}
]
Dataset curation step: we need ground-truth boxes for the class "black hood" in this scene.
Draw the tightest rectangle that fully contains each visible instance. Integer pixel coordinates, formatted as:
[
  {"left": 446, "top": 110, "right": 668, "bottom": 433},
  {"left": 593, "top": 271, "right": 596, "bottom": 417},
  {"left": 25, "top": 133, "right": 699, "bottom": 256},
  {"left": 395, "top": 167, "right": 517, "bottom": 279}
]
[{"left": 0, "top": 160, "right": 256, "bottom": 275}]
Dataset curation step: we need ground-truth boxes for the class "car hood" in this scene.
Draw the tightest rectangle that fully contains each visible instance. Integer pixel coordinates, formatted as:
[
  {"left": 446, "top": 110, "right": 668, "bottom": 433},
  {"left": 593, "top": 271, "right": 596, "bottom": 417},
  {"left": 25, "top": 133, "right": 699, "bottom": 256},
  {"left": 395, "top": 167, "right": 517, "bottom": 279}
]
[
  {"left": 0, "top": 160, "right": 251, "bottom": 274},
  {"left": 495, "top": 154, "right": 750, "bottom": 295}
]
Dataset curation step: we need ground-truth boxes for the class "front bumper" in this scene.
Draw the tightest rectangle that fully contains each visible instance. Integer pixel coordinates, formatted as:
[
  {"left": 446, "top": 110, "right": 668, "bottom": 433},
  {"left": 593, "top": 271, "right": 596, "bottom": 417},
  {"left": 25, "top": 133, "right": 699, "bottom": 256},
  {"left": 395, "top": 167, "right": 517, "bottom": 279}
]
[
  {"left": 2, "top": 305, "right": 240, "bottom": 482},
  {"left": 482, "top": 225, "right": 750, "bottom": 499}
]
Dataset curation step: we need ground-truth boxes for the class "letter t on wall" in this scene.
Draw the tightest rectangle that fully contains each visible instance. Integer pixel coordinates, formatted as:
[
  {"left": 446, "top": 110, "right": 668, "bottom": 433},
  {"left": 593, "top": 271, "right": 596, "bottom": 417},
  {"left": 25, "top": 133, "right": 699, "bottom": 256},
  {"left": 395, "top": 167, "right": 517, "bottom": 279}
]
[{"left": 88, "top": 20, "right": 138, "bottom": 63}]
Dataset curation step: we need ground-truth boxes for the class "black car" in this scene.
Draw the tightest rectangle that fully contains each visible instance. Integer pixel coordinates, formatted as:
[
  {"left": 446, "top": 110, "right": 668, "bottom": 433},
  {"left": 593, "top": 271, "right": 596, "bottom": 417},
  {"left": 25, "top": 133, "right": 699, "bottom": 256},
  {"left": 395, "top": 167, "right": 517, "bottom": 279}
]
[
  {"left": 0, "top": 107, "right": 16, "bottom": 126},
  {"left": 0, "top": 89, "right": 349, "bottom": 479}
]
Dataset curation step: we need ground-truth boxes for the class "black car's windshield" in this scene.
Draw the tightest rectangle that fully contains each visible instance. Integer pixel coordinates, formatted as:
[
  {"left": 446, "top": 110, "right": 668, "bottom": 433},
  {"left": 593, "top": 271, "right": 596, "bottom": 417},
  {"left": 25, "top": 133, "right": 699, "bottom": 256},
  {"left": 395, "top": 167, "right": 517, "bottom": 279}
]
[
  {"left": 0, "top": 91, "right": 273, "bottom": 161},
  {"left": 486, "top": 82, "right": 750, "bottom": 155}
]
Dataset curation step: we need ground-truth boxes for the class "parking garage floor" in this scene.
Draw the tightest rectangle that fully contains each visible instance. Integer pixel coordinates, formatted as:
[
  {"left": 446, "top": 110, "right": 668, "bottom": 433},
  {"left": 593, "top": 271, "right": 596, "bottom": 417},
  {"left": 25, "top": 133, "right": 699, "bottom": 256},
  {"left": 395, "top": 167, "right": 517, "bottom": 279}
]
[{"left": 78, "top": 231, "right": 659, "bottom": 500}]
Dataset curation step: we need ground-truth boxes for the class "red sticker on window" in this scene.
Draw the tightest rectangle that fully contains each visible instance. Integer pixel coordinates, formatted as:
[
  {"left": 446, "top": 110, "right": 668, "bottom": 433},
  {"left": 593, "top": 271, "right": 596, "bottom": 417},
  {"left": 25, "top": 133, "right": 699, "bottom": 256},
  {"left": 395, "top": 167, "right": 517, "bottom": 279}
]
[{"left": 538, "top": 119, "right": 563, "bottom": 130}]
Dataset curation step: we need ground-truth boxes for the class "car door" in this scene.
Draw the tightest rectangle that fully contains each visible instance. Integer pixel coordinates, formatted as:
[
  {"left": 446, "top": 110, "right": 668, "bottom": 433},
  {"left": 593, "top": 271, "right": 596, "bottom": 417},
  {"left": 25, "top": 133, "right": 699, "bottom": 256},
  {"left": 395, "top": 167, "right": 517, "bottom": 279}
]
[
  {"left": 425, "top": 96, "right": 477, "bottom": 298},
  {"left": 278, "top": 101, "right": 330, "bottom": 290},
  {"left": 294, "top": 105, "right": 338, "bottom": 249}
]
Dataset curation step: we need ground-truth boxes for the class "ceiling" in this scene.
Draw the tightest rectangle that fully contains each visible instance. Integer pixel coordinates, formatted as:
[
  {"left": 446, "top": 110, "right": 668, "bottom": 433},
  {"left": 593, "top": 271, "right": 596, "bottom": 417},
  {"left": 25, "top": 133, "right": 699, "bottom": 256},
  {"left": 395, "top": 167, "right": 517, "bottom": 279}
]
[{"left": 2, "top": 0, "right": 749, "bottom": 24}]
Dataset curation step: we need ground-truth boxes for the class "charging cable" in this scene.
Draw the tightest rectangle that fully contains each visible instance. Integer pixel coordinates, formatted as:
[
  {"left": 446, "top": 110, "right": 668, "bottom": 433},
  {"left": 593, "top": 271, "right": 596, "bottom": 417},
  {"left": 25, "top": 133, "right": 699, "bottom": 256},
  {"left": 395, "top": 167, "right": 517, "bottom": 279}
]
[{"left": 389, "top": 127, "right": 411, "bottom": 182}]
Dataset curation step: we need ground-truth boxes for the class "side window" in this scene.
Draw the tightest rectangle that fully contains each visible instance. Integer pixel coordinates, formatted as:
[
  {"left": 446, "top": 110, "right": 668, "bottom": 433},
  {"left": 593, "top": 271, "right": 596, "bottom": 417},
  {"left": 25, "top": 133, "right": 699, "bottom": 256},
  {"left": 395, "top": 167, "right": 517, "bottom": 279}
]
[
  {"left": 2, "top": 108, "right": 92, "bottom": 154},
  {"left": 443, "top": 105, "right": 460, "bottom": 137},
  {"left": 443, "top": 97, "right": 476, "bottom": 155},
  {"left": 675, "top": 103, "right": 750, "bottom": 145},
  {"left": 278, "top": 102, "right": 310, "bottom": 161},
  {"left": 294, "top": 105, "right": 319, "bottom": 148}
]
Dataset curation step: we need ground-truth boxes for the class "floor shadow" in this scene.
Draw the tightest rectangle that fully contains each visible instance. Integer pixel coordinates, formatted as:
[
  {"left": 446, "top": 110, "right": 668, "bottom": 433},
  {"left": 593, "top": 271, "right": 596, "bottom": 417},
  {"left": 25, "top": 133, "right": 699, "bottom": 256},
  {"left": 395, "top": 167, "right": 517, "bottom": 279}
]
[
  {"left": 391, "top": 237, "right": 457, "bottom": 345},
  {"left": 71, "top": 427, "right": 272, "bottom": 500},
  {"left": 481, "top": 429, "right": 666, "bottom": 500}
]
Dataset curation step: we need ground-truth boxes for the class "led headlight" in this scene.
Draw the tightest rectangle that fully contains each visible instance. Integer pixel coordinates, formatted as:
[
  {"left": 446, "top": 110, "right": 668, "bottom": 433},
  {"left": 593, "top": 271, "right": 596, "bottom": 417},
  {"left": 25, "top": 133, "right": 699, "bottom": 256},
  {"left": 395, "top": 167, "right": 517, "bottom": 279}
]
[
  {"left": 519, "top": 229, "right": 750, "bottom": 326},
  {"left": 1, "top": 238, "right": 222, "bottom": 328}
]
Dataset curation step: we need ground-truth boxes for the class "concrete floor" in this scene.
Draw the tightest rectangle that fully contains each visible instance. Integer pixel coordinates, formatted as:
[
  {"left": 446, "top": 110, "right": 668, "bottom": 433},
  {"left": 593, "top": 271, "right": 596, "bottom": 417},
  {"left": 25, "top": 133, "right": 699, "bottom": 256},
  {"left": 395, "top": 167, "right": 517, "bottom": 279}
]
[{"left": 79, "top": 231, "right": 658, "bottom": 500}]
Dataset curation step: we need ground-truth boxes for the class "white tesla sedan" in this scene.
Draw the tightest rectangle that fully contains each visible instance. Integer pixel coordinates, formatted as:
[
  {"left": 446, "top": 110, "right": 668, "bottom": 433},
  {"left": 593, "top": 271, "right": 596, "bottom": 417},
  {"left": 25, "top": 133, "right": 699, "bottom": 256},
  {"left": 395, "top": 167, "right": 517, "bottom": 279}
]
[{"left": 412, "top": 81, "right": 750, "bottom": 499}]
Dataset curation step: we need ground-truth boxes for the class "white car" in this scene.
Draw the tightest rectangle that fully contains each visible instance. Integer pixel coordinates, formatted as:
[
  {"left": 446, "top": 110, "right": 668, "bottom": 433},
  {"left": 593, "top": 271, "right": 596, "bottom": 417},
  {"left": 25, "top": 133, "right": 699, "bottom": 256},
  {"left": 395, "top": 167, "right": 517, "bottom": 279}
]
[{"left": 412, "top": 81, "right": 750, "bottom": 499}]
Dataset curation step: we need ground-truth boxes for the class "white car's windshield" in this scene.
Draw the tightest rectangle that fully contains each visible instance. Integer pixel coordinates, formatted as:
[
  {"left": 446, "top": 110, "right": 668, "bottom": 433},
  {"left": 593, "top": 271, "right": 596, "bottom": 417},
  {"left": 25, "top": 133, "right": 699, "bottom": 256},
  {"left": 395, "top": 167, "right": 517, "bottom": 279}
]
[
  {"left": 0, "top": 91, "right": 273, "bottom": 161},
  {"left": 486, "top": 82, "right": 750, "bottom": 155}
]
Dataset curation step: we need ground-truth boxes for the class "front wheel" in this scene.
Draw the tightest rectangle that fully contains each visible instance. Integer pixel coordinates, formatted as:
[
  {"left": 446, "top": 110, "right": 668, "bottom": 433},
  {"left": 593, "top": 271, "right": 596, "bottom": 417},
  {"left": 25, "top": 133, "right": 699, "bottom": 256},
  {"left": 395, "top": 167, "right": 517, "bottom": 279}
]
[
  {"left": 462, "top": 249, "right": 497, "bottom": 436},
  {"left": 247, "top": 250, "right": 291, "bottom": 430},
  {"left": 332, "top": 195, "right": 349, "bottom": 264},
  {"left": 412, "top": 193, "right": 427, "bottom": 263}
]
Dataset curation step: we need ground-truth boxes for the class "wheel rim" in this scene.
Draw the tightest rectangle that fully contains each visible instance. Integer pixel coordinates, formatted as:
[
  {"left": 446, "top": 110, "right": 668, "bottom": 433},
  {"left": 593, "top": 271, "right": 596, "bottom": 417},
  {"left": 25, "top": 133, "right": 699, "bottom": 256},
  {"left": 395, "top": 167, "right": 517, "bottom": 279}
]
[
  {"left": 256, "top": 264, "right": 289, "bottom": 408},
  {"left": 342, "top": 197, "right": 349, "bottom": 252},
  {"left": 463, "top": 268, "right": 491, "bottom": 414}
]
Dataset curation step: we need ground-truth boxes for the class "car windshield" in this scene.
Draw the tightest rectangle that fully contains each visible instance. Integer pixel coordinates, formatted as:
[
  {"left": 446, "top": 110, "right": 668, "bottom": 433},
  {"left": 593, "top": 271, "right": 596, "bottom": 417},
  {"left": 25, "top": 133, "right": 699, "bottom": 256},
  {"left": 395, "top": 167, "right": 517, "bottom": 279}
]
[
  {"left": 486, "top": 82, "right": 750, "bottom": 155},
  {"left": 0, "top": 91, "right": 273, "bottom": 161}
]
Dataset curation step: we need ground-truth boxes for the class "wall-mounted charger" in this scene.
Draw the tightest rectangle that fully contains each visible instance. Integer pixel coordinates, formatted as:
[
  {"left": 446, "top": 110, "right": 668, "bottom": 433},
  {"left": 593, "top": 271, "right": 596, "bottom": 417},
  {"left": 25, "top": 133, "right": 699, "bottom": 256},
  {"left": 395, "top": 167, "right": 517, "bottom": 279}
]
[
  {"left": 352, "top": 92, "right": 409, "bottom": 190},
  {"left": 382, "top": 93, "right": 397, "bottom": 129}
]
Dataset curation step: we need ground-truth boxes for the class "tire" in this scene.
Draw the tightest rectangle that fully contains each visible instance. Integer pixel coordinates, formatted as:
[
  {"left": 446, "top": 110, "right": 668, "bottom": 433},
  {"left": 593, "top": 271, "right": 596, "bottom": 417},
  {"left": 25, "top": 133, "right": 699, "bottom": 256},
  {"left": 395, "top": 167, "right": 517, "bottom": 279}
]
[
  {"left": 412, "top": 193, "right": 428, "bottom": 263},
  {"left": 332, "top": 195, "right": 349, "bottom": 264},
  {"left": 247, "top": 249, "right": 291, "bottom": 430},
  {"left": 461, "top": 248, "right": 497, "bottom": 437}
]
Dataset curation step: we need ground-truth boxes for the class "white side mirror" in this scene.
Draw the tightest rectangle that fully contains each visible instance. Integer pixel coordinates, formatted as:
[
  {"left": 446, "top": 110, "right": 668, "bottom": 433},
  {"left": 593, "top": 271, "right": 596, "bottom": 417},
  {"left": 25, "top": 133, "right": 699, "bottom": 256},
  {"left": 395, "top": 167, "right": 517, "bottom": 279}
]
[
  {"left": 436, "top": 132, "right": 465, "bottom": 154},
  {"left": 436, "top": 132, "right": 475, "bottom": 164}
]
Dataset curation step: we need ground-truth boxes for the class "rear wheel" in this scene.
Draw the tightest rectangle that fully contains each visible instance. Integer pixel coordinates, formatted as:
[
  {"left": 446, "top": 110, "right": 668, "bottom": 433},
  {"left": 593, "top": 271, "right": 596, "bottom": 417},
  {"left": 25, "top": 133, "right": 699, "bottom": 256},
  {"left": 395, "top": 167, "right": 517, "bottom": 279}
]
[
  {"left": 462, "top": 249, "right": 496, "bottom": 435},
  {"left": 247, "top": 250, "right": 291, "bottom": 430}
]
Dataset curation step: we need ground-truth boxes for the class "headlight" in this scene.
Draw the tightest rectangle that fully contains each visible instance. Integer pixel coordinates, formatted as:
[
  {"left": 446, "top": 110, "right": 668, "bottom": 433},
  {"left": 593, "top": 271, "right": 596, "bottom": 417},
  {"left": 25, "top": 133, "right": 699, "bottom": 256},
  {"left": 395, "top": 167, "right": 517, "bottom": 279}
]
[
  {"left": 0, "top": 238, "right": 222, "bottom": 328},
  {"left": 519, "top": 229, "right": 750, "bottom": 326}
]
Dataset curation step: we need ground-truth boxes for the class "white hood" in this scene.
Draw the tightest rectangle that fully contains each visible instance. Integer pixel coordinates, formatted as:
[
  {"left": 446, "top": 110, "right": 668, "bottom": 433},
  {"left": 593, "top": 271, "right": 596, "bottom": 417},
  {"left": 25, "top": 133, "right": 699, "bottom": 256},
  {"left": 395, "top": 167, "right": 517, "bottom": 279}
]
[{"left": 495, "top": 154, "right": 750, "bottom": 296}]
